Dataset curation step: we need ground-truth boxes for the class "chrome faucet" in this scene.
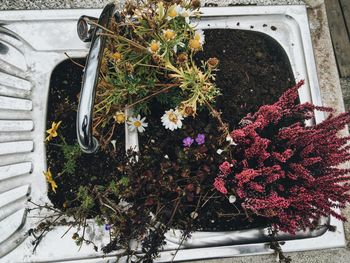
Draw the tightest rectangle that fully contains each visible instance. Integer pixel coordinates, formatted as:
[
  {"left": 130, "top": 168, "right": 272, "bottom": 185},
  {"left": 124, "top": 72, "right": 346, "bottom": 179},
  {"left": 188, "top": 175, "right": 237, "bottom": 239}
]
[{"left": 76, "top": 3, "right": 117, "bottom": 153}]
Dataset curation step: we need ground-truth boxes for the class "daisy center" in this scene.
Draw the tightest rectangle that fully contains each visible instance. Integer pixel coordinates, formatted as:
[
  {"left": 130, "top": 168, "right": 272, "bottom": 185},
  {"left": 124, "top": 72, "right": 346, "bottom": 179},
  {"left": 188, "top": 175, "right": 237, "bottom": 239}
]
[
  {"left": 134, "top": 121, "right": 142, "bottom": 127},
  {"left": 164, "top": 30, "right": 175, "bottom": 40},
  {"left": 150, "top": 42, "right": 160, "bottom": 52},
  {"left": 194, "top": 33, "right": 201, "bottom": 41},
  {"left": 168, "top": 112, "right": 178, "bottom": 123},
  {"left": 168, "top": 9, "right": 177, "bottom": 17},
  {"left": 115, "top": 113, "right": 125, "bottom": 123},
  {"left": 189, "top": 39, "right": 201, "bottom": 50}
]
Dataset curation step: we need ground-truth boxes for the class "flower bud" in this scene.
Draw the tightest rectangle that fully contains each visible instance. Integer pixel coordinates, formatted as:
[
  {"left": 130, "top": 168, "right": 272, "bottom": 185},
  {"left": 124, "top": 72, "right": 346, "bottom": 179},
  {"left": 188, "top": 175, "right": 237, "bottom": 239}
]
[
  {"left": 177, "top": 52, "right": 188, "bottom": 64},
  {"left": 207, "top": 57, "right": 219, "bottom": 68},
  {"left": 191, "top": 0, "right": 201, "bottom": 9}
]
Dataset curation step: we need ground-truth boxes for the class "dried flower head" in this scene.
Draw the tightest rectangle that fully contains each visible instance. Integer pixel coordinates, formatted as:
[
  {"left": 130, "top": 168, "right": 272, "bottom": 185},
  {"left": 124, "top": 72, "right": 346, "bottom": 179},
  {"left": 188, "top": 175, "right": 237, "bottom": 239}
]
[
  {"left": 207, "top": 57, "right": 219, "bottom": 68},
  {"left": 177, "top": 52, "right": 188, "bottom": 64},
  {"left": 191, "top": 0, "right": 201, "bottom": 9},
  {"left": 111, "top": 52, "right": 122, "bottom": 62}
]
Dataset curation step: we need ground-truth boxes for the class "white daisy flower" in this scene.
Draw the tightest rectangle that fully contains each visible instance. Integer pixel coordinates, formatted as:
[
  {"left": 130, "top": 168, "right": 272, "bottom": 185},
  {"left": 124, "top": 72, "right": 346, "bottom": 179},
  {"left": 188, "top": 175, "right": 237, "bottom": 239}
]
[
  {"left": 161, "top": 109, "right": 184, "bottom": 131},
  {"left": 189, "top": 29, "right": 205, "bottom": 51},
  {"left": 167, "top": 4, "right": 181, "bottom": 20},
  {"left": 127, "top": 115, "right": 148, "bottom": 133},
  {"left": 194, "top": 29, "right": 205, "bottom": 45},
  {"left": 180, "top": 8, "right": 193, "bottom": 23},
  {"left": 148, "top": 40, "right": 161, "bottom": 54},
  {"left": 162, "top": 29, "right": 176, "bottom": 41}
]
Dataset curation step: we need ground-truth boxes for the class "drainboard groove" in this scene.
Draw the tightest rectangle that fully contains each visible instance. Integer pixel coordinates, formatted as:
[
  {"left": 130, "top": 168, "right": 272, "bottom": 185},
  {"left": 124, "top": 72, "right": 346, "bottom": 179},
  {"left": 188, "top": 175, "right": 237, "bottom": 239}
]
[
  {"left": 0, "top": 208, "right": 27, "bottom": 255},
  {"left": 0, "top": 84, "right": 31, "bottom": 99},
  {"left": 0, "top": 60, "right": 28, "bottom": 80},
  {"left": 0, "top": 96, "right": 32, "bottom": 111},
  {"left": 0, "top": 71, "right": 31, "bottom": 91},
  {"left": 0, "top": 162, "right": 32, "bottom": 181},
  {"left": 0, "top": 141, "right": 33, "bottom": 156},
  {"left": 0, "top": 209, "right": 26, "bottom": 243},
  {"left": 0, "top": 110, "right": 32, "bottom": 120},
  {"left": 0, "top": 27, "right": 28, "bottom": 53},
  {"left": 0, "top": 120, "right": 33, "bottom": 132},
  {"left": 0, "top": 174, "right": 32, "bottom": 195},
  {"left": 0, "top": 40, "right": 27, "bottom": 72},
  {"left": 0, "top": 185, "right": 29, "bottom": 221}
]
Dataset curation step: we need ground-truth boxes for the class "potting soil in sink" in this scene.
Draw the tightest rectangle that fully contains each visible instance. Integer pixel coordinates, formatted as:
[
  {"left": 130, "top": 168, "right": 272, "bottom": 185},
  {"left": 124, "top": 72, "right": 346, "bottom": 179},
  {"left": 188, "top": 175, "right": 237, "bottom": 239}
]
[{"left": 46, "top": 29, "right": 294, "bottom": 231}]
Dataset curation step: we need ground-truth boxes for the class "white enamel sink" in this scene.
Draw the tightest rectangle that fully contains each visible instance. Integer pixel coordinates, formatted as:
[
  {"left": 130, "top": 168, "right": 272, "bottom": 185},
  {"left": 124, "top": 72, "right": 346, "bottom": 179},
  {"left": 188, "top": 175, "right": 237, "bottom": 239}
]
[{"left": 0, "top": 6, "right": 346, "bottom": 263}]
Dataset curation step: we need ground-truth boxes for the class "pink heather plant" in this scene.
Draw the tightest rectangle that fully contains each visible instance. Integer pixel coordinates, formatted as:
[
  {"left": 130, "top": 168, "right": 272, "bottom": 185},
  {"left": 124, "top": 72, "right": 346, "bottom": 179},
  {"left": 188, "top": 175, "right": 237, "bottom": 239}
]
[{"left": 213, "top": 80, "right": 350, "bottom": 234}]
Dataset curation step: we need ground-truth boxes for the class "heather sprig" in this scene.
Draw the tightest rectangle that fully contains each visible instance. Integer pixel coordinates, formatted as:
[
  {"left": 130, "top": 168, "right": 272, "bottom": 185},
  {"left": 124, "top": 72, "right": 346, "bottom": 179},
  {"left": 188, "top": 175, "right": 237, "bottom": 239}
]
[{"left": 213, "top": 80, "right": 350, "bottom": 234}]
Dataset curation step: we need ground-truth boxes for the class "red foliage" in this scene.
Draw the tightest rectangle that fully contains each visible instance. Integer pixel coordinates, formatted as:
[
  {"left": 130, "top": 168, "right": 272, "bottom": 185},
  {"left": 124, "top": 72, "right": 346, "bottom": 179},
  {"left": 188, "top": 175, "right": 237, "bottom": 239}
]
[{"left": 214, "top": 80, "right": 350, "bottom": 234}]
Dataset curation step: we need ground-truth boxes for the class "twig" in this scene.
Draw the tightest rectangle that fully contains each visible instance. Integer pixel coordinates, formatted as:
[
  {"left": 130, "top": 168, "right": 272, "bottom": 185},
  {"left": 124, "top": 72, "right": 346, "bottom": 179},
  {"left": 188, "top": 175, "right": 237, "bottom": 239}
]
[
  {"left": 64, "top": 52, "right": 85, "bottom": 68},
  {"left": 124, "top": 84, "right": 178, "bottom": 110}
]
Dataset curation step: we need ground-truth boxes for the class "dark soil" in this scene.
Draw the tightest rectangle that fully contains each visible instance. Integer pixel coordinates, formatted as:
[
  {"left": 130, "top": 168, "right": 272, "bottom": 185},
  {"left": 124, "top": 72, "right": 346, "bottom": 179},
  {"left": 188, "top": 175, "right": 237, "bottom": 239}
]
[
  {"left": 46, "top": 29, "right": 294, "bottom": 230},
  {"left": 46, "top": 58, "right": 126, "bottom": 210}
]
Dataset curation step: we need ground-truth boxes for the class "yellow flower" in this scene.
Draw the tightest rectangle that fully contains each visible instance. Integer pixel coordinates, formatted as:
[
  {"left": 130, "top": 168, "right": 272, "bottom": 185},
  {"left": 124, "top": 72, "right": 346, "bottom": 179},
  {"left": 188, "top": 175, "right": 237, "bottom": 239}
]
[
  {"left": 189, "top": 29, "right": 205, "bottom": 51},
  {"left": 163, "top": 29, "right": 176, "bottom": 41},
  {"left": 45, "top": 121, "right": 62, "bottom": 142},
  {"left": 111, "top": 52, "right": 122, "bottom": 62},
  {"left": 189, "top": 39, "right": 201, "bottom": 51},
  {"left": 113, "top": 111, "right": 126, "bottom": 124},
  {"left": 167, "top": 4, "right": 181, "bottom": 19},
  {"left": 43, "top": 168, "right": 58, "bottom": 193},
  {"left": 148, "top": 40, "right": 161, "bottom": 54}
]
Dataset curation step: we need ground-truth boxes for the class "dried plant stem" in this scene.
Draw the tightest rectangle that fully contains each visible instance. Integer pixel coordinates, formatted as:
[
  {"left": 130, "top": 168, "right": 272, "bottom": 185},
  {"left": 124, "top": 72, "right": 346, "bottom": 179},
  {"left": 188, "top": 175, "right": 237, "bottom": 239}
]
[
  {"left": 98, "top": 32, "right": 148, "bottom": 51},
  {"left": 124, "top": 84, "right": 178, "bottom": 110},
  {"left": 203, "top": 98, "right": 229, "bottom": 137},
  {"left": 84, "top": 18, "right": 115, "bottom": 34},
  {"left": 64, "top": 52, "right": 85, "bottom": 68}
]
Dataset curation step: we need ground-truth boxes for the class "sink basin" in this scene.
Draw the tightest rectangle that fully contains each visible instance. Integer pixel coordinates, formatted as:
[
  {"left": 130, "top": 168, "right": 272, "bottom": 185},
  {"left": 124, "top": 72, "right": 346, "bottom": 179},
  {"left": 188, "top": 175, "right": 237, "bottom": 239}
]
[{"left": 0, "top": 6, "right": 346, "bottom": 263}]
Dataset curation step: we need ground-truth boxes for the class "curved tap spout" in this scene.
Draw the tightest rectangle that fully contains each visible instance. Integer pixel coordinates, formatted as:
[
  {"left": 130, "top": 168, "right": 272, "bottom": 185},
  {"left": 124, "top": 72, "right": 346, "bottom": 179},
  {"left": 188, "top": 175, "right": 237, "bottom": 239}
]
[{"left": 76, "top": 3, "right": 116, "bottom": 153}]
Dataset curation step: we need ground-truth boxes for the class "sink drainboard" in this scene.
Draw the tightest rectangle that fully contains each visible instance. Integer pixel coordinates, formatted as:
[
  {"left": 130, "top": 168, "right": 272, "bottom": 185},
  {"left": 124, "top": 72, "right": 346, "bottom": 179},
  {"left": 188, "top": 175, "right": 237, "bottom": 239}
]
[{"left": 0, "top": 6, "right": 346, "bottom": 263}]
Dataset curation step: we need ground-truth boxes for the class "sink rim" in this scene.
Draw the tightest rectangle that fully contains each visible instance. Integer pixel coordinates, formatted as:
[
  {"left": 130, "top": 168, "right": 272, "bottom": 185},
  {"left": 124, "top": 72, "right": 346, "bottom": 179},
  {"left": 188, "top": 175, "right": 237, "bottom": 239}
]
[{"left": 0, "top": 5, "right": 346, "bottom": 263}]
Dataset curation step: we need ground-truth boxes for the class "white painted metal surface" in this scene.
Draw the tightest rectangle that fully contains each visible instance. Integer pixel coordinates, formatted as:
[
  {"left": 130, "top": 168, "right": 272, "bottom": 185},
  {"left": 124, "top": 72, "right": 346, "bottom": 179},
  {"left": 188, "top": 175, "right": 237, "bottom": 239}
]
[{"left": 0, "top": 5, "right": 345, "bottom": 263}]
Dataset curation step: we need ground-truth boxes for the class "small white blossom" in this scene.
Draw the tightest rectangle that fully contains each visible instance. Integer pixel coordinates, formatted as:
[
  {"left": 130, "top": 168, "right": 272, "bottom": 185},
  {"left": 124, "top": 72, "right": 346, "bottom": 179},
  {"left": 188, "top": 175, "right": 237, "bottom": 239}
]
[
  {"left": 190, "top": 211, "right": 198, "bottom": 219},
  {"left": 229, "top": 195, "right": 236, "bottom": 203},
  {"left": 110, "top": 139, "right": 116, "bottom": 151},
  {"left": 148, "top": 40, "right": 161, "bottom": 54},
  {"left": 216, "top": 149, "right": 223, "bottom": 155},
  {"left": 161, "top": 109, "right": 184, "bottom": 131},
  {"left": 180, "top": 8, "right": 193, "bottom": 23},
  {"left": 167, "top": 4, "right": 181, "bottom": 20},
  {"left": 194, "top": 29, "right": 205, "bottom": 45},
  {"left": 226, "top": 135, "right": 237, "bottom": 146},
  {"left": 127, "top": 115, "right": 148, "bottom": 133}
]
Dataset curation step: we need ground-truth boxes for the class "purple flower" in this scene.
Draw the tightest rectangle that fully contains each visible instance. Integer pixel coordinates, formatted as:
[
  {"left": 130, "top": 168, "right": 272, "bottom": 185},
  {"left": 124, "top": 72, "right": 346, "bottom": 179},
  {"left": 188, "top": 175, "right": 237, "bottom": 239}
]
[
  {"left": 195, "top": 133, "right": 205, "bottom": 145},
  {"left": 183, "top": 137, "right": 194, "bottom": 147},
  {"left": 104, "top": 224, "right": 111, "bottom": 231}
]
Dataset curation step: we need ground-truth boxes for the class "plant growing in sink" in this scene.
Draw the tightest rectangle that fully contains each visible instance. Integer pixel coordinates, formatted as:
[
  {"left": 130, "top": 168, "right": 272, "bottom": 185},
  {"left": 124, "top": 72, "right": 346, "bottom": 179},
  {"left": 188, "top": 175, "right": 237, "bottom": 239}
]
[{"left": 36, "top": 0, "right": 350, "bottom": 262}]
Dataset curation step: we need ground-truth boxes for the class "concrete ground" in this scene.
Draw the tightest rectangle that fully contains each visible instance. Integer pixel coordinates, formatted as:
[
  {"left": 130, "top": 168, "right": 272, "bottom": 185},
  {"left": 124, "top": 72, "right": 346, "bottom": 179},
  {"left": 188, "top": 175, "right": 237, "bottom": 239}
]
[{"left": 1, "top": 0, "right": 349, "bottom": 262}]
